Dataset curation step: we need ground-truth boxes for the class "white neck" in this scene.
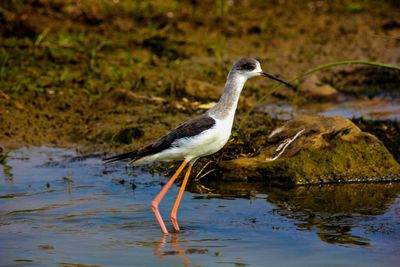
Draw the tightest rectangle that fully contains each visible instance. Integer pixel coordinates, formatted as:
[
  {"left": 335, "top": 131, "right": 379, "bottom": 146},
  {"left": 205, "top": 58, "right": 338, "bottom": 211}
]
[{"left": 207, "top": 72, "right": 247, "bottom": 120}]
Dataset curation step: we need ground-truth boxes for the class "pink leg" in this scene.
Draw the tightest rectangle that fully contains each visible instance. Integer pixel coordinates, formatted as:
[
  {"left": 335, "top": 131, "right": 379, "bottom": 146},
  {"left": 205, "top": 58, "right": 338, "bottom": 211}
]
[
  {"left": 151, "top": 160, "right": 188, "bottom": 235},
  {"left": 170, "top": 163, "right": 192, "bottom": 231}
]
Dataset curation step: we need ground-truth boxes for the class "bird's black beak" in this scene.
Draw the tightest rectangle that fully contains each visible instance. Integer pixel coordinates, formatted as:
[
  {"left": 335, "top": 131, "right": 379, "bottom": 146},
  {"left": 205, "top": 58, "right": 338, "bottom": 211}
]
[{"left": 259, "top": 72, "right": 296, "bottom": 90}]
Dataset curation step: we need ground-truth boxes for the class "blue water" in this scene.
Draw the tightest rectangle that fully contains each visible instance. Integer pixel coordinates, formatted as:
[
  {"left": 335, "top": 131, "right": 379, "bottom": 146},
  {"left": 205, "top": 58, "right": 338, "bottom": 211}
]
[{"left": 0, "top": 147, "right": 399, "bottom": 266}]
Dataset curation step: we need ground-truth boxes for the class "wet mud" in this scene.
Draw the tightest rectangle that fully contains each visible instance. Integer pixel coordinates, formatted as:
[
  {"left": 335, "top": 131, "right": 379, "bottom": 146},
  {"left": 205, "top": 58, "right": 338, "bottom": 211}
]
[{"left": 1, "top": 0, "right": 400, "bottom": 158}]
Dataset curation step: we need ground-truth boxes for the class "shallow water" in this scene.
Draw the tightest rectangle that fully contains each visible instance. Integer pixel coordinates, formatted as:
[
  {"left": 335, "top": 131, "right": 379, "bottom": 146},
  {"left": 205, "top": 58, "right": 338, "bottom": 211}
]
[
  {"left": 260, "top": 97, "right": 400, "bottom": 120},
  {"left": 1, "top": 147, "right": 399, "bottom": 267}
]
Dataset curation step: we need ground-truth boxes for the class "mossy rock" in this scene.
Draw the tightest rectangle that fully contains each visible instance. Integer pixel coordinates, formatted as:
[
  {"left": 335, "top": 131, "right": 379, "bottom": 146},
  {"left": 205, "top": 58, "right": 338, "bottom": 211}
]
[{"left": 219, "top": 115, "right": 400, "bottom": 185}]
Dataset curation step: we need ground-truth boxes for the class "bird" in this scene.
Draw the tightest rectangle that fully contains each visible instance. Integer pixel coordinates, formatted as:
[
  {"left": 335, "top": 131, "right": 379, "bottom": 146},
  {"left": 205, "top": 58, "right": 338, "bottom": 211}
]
[{"left": 104, "top": 58, "right": 294, "bottom": 234}]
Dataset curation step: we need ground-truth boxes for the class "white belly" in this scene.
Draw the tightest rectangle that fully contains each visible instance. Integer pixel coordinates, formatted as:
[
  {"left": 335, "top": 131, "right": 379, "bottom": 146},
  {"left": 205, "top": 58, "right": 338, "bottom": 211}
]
[{"left": 133, "top": 115, "right": 234, "bottom": 165}]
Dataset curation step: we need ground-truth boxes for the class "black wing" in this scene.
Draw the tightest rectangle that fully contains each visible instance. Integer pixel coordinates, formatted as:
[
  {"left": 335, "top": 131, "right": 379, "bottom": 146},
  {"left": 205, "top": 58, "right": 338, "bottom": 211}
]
[
  {"left": 103, "top": 150, "right": 138, "bottom": 164},
  {"left": 103, "top": 114, "right": 216, "bottom": 164}
]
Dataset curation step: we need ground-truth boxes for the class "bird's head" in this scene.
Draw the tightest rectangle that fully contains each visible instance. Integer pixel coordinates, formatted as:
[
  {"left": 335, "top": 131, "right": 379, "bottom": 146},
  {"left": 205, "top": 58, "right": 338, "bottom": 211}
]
[{"left": 232, "top": 57, "right": 295, "bottom": 89}]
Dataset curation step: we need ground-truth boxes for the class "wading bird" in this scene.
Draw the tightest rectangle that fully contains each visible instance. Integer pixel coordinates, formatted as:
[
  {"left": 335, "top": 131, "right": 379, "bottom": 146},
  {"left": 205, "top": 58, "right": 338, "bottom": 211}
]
[{"left": 104, "top": 58, "right": 293, "bottom": 234}]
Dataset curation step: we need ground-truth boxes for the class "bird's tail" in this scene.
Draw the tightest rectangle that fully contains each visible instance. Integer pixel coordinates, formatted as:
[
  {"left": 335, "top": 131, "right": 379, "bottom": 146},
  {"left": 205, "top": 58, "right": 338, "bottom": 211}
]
[{"left": 103, "top": 151, "right": 138, "bottom": 164}]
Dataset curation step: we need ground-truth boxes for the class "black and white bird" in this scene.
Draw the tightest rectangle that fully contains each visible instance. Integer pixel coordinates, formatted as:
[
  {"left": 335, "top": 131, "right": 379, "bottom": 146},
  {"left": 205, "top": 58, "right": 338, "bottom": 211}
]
[{"left": 104, "top": 58, "right": 294, "bottom": 234}]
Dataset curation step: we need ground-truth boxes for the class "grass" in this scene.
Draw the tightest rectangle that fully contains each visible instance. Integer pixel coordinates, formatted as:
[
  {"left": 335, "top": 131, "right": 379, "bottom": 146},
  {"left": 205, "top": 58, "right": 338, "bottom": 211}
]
[
  {"left": 0, "top": 50, "right": 9, "bottom": 81},
  {"left": 1, "top": 0, "right": 400, "bottom": 155},
  {"left": 1, "top": 1, "right": 399, "bottom": 113}
]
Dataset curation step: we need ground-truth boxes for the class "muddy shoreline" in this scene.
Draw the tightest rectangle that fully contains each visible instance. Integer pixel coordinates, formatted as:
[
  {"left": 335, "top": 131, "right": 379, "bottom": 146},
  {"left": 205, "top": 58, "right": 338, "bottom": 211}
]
[{"left": 1, "top": 0, "right": 400, "bottom": 167}]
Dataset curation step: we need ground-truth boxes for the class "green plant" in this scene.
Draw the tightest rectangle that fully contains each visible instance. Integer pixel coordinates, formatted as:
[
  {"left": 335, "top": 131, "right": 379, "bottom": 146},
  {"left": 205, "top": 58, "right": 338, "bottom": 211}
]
[{"left": 0, "top": 50, "right": 9, "bottom": 81}]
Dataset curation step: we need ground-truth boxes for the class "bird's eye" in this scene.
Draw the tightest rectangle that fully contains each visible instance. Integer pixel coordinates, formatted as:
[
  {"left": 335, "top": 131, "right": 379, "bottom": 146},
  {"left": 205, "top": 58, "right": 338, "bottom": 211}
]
[{"left": 239, "top": 63, "right": 256, "bottom": 71}]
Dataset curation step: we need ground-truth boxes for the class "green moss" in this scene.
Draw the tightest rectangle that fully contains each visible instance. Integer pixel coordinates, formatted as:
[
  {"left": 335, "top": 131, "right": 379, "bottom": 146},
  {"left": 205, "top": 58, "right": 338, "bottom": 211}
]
[
  {"left": 262, "top": 139, "right": 400, "bottom": 184},
  {"left": 220, "top": 137, "right": 400, "bottom": 185}
]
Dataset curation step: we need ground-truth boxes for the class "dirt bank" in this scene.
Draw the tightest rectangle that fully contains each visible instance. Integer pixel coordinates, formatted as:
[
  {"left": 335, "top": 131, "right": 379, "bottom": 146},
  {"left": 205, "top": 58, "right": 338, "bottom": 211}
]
[{"left": 1, "top": 1, "right": 399, "bottom": 161}]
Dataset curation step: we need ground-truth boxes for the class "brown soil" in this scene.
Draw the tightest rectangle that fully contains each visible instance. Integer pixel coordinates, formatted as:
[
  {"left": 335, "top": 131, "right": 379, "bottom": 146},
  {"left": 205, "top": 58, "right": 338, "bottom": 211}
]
[{"left": 1, "top": 0, "right": 399, "bottom": 158}]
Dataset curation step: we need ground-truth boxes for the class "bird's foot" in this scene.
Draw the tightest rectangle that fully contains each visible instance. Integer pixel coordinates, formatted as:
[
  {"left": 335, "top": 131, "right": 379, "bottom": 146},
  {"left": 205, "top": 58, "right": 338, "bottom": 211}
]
[{"left": 170, "top": 214, "right": 180, "bottom": 232}]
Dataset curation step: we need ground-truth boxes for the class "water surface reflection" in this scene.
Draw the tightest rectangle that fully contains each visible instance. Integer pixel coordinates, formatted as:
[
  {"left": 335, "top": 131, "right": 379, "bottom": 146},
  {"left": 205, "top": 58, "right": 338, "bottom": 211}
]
[
  {"left": 0, "top": 148, "right": 399, "bottom": 266},
  {"left": 189, "top": 181, "right": 400, "bottom": 246}
]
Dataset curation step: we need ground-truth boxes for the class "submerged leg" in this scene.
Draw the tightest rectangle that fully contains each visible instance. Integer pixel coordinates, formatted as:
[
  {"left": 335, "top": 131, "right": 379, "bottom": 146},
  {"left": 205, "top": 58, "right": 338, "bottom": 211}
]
[
  {"left": 170, "top": 163, "right": 193, "bottom": 231},
  {"left": 151, "top": 160, "right": 188, "bottom": 235}
]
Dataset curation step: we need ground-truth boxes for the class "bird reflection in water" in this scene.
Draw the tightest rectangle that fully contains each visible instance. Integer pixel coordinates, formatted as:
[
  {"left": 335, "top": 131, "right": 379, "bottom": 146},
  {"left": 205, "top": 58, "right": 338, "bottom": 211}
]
[{"left": 154, "top": 234, "right": 192, "bottom": 267}]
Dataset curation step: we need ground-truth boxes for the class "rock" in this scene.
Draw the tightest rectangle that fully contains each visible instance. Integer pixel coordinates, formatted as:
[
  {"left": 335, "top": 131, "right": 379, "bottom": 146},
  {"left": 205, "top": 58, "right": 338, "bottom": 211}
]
[
  {"left": 300, "top": 75, "right": 342, "bottom": 101},
  {"left": 219, "top": 115, "right": 400, "bottom": 185},
  {"left": 183, "top": 79, "right": 223, "bottom": 100}
]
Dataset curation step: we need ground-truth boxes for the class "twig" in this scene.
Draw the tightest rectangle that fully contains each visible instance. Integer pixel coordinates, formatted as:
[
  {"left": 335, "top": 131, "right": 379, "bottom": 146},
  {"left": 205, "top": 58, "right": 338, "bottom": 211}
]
[
  {"left": 0, "top": 90, "right": 11, "bottom": 100},
  {"left": 194, "top": 160, "right": 215, "bottom": 180},
  {"left": 266, "top": 128, "right": 305, "bottom": 161}
]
